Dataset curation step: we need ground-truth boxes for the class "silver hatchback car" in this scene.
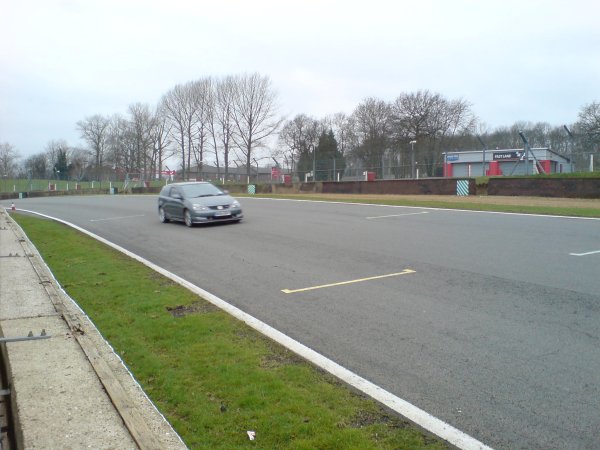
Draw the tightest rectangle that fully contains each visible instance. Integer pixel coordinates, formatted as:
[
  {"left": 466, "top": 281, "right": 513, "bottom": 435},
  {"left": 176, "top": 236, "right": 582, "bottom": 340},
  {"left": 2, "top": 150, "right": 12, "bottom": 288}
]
[{"left": 158, "top": 182, "right": 243, "bottom": 227}]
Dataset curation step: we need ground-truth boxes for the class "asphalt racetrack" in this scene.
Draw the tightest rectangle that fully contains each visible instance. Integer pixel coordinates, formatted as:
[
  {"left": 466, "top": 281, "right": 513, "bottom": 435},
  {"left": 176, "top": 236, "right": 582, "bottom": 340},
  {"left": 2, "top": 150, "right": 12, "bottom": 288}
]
[{"left": 5, "top": 195, "right": 600, "bottom": 450}]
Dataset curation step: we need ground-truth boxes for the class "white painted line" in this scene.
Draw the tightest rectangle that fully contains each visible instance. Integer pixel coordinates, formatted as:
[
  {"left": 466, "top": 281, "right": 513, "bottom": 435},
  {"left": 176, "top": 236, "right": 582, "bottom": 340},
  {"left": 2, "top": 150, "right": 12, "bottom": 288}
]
[
  {"left": 366, "top": 211, "right": 429, "bottom": 220},
  {"left": 570, "top": 250, "right": 600, "bottom": 256},
  {"left": 16, "top": 208, "right": 492, "bottom": 450},
  {"left": 243, "top": 196, "right": 600, "bottom": 221},
  {"left": 90, "top": 214, "right": 146, "bottom": 222}
]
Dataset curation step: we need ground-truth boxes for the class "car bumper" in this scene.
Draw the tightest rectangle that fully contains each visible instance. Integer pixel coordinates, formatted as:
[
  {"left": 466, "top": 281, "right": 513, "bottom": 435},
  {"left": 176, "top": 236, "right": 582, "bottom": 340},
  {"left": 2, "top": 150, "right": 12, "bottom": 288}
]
[{"left": 191, "top": 208, "right": 243, "bottom": 223}]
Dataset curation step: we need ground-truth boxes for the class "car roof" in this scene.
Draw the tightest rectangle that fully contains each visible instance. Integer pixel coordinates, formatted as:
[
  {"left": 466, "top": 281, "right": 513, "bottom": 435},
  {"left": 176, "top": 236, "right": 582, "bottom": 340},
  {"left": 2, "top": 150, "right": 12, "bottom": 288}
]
[{"left": 168, "top": 181, "right": 212, "bottom": 186}]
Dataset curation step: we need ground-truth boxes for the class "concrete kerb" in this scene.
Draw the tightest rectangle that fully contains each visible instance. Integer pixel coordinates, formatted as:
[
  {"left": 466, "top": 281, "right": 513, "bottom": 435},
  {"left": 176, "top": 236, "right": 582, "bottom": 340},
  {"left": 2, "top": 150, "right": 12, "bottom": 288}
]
[{"left": 0, "top": 207, "right": 187, "bottom": 450}]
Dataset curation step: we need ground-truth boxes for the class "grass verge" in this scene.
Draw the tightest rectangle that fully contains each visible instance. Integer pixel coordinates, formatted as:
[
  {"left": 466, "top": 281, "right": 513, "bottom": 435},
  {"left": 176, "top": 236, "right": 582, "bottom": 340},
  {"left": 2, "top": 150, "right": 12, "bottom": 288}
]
[
  {"left": 240, "top": 193, "right": 600, "bottom": 218},
  {"left": 12, "top": 213, "right": 447, "bottom": 450}
]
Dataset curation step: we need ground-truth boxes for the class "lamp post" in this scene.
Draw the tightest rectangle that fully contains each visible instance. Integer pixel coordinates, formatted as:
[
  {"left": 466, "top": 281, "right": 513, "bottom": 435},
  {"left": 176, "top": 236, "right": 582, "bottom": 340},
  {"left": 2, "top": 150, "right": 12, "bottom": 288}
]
[
  {"left": 477, "top": 135, "right": 488, "bottom": 176},
  {"left": 410, "top": 140, "right": 417, "bottom": 179},
  {"left": 311, "top": 144, "right": 316, "bottom": 182},
  {"left": 253, "top": 158, "right": 259, "bottom": 183},
  {"left": 332, "top": 157, "right": 336, "bottom": 182}
]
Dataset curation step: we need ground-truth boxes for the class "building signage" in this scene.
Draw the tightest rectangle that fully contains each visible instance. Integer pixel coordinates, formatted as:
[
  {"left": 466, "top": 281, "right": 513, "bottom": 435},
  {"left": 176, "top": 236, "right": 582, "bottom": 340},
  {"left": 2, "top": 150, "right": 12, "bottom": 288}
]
[
  {"left": 446, "top": 154, "right": 459, "bottom": 161},
  {"left": 493, "top": 151, "right": 524, "bottom": 161}
]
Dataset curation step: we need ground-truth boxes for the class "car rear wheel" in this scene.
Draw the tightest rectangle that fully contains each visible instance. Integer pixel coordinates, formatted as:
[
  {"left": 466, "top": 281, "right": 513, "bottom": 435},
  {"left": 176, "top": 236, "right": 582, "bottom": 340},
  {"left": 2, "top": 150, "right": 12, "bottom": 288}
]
[
  {"left": 184, "top": 209, "right": 194, "bottom": 227},
  {"left": 158, "top": 207, "right": 169, "bottom": 223}
]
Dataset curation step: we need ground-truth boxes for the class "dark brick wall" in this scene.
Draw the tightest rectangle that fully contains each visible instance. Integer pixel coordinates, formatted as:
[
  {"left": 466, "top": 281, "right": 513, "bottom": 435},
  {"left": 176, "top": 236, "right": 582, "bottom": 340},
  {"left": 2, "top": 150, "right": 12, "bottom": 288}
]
[
  {"left": 1, "top": 189, "right": 111, "bottom": 200},
  {"left": 321, "top": 178, "right": 474, "bottom": 195},
  {"left": 223, "top": 184, "right": 273, "bottom": 194},
  {"left": 488, "top": 178, "right": 600, "bottom": 198}
]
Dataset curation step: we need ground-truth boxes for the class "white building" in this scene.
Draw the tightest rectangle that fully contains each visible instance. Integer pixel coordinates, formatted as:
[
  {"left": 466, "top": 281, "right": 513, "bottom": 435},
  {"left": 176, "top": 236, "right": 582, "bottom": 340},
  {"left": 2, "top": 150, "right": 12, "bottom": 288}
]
[{"left": 443, "top": 148, "right": 572, "bottom": 177}]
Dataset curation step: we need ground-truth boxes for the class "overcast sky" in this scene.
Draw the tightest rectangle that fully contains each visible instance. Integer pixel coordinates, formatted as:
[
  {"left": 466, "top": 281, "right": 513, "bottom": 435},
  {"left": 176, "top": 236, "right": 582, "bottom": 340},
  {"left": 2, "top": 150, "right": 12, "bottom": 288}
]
[{"left": 1, "top": 0, "right": 599, "bottom": 159}]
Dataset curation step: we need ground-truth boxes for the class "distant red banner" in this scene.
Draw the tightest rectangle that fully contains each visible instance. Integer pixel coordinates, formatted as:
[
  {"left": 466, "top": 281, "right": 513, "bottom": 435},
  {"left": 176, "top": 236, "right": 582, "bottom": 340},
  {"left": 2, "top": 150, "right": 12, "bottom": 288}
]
[{"left": 271, "top": 167, "right": 281, "bottom": 179}]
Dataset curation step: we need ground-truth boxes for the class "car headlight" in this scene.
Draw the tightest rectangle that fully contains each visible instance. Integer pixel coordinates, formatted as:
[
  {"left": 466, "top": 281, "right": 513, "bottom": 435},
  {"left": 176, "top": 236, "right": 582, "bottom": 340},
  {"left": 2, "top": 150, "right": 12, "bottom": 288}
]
[
  {"left": 192, "top": 204, "right": 209, "bottom": 211},
  {"left": 231, "top": 200, "right": 240, "bottom": 208}
]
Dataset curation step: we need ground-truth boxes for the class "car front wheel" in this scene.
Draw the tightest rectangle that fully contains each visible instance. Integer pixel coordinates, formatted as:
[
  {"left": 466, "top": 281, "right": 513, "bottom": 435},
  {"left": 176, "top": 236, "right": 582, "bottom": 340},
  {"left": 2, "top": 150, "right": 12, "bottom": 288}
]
[
  {"left": 184, "top": 209, "right": 194, "bottom": 227},
  {"left": 158, "top": 207, "right": 169, "bottom": 223}
]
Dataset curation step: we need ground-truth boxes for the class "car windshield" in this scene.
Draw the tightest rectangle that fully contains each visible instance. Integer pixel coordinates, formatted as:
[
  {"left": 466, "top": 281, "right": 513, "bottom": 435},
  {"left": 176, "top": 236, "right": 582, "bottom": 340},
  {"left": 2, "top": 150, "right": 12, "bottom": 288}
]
[{"left": 180, "top": 183, "right": 224, "bottom": 198}]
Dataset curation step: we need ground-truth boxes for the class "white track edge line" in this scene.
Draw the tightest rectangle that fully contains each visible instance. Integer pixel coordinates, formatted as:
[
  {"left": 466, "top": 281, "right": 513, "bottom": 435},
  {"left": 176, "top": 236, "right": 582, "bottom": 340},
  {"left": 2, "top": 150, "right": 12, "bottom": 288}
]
[
  {"left": 16, "top": 208, "right": 492, "bottom": 450},
  {"left": 569, "top": 250, "right": 600, "bottom": 256},
  {"left": 242, "top": 196, "right": 600, "bottom": 221}
]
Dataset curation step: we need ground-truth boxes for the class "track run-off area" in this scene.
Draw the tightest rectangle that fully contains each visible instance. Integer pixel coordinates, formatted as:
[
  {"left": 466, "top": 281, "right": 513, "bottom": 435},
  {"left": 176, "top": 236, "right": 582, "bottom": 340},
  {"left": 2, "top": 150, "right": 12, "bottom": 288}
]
[{"left": 4, "top": 195, "right": 600, "bottom": 450}]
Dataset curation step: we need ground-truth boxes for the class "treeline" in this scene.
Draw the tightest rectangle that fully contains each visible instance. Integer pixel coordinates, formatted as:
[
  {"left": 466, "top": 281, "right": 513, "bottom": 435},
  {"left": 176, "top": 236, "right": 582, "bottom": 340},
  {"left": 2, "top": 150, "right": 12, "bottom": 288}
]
[
  {"left": 74, "top": 73, "right": 281, "bottom": 182},
  {"left": 9, "top": 73, "right": 281, "bottom": 182},
  {"left": 1, "top": 74, "right": 600, "bottom": 181},
  {"left": 277, "top": 92, "right": 600, "bottom": 179}
]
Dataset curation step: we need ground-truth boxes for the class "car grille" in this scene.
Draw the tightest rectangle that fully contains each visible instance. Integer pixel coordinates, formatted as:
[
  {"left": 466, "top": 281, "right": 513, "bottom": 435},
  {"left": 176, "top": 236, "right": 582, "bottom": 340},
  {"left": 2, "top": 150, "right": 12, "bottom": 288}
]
[{"left": 209, "top": 205, "right": 231, "bottom": 210}]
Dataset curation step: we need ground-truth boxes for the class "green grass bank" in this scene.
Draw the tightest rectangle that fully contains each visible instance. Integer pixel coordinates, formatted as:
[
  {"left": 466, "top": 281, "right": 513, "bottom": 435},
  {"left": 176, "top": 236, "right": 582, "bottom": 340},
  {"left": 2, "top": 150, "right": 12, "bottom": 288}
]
[{"left": 12, "top": 213, "right": 447, "bottom": 450}]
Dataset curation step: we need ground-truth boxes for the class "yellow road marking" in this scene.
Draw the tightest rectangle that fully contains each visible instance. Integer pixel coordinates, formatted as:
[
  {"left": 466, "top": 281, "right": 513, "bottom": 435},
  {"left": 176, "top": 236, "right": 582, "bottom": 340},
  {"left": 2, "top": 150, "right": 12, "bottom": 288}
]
[
  {"left": 282, "top": 269, "right": 416, "bottom": 294},
  {"left": 366, "top": 212, "right": 429, "bottom": 220}
]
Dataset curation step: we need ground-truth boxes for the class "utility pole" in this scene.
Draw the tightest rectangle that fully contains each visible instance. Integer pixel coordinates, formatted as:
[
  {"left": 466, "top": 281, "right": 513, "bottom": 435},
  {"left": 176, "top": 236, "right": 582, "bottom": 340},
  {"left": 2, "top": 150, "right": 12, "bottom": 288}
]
[
  {"left": 563, "top": 125, "right": 574, "bottom": 173},
  {"left": 477, "top": 136, "right": 488, "bottom": 176},
  {"left": 410, "top": 140, "right": 417, "bottom": 179}
]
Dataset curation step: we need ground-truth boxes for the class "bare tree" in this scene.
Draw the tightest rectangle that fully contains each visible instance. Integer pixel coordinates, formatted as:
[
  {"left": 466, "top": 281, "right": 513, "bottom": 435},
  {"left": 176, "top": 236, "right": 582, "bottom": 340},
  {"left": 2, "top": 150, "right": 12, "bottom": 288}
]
[
  {"left": 392, "top": 91, "right": 439, "bottom": 140},
  {"left": 151, "top": 104, "right": 173, "bottom": 178},
  {"left": 45, "top": 139, "right": 69, "bottom": 178},
  {"left": 424, "top": 97, "right": 476, "bottom": 173},
  {"left": 161, "top": 82, "right": 199, "bottom": 179},
  {"left": 204, "top": 78, "right": 220, "bottom": 177},
  {"left": 546, "top": 125, "right": 571, "bottom": 155},
  {"left": 576, "top": 101, "right": 600, "bottom": 168},
  {"left": 391, "top": 91, "right": 476, "bottom": 176},
  {"left": 577, "top": 101, "right": 600, "bottom": 141},
  {"left": 213, "top": 76, "right": 238, "bottom": 179},
  {"left": 23, "top": 152, "right": 47, "bottom": 179},
  {"left": 190, "top": 78, "right": 212, "bottom": 177},
  {"left": 128, "top": 103, "right": 156, "bottom": 179},
  {"left": 77, "top": 114, "right": 110, "bottom": 179},
  {"left": 323, "top": 112, "right": 355, "bottom": 158},
  {"left": 0, "top": 142, "right": 20, "bottom": 177},
  {"left": 482, "top": 122, "right": 567, "bottom": 153},
  {"left": 68, "top": 147, "right": 91, "bottom": 181},
  {"left": 106, "top": 114, "right": 133, "bottom": 176},
  {"left": 350, "top": 97, "right": 393, "bottom": 176},
  {"left": 230, "top": 73, "right": 283, "bottom": 181},
  {"left": 277, "top": 114, "right": 320, "bottom": 179}
]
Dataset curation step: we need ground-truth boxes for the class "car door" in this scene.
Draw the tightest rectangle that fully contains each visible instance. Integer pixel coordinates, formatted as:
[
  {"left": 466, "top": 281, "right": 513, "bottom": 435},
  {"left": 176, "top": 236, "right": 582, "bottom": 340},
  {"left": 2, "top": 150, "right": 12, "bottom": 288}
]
[{"left": 165, "top": 186, "right": 185, "bottom": 220}]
